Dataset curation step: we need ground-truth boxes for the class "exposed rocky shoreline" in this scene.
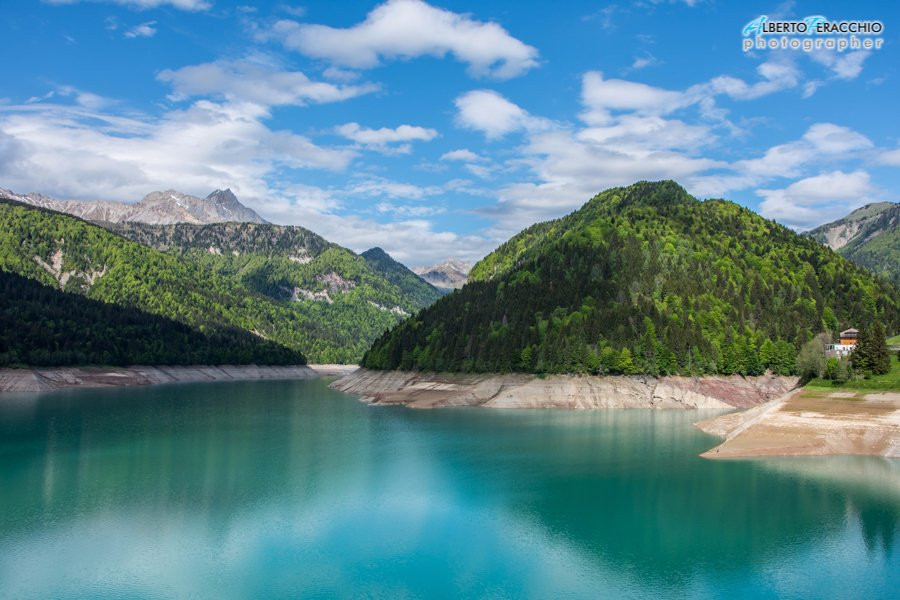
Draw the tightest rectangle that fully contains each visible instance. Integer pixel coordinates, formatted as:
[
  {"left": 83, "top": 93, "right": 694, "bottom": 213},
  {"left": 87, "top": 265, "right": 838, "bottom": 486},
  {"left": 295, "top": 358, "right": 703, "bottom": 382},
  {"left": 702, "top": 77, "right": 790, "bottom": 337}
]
[
  {"left": 330, "top": 369, "right": 799, "bottom": 410},
  {"left": 0, "top": 364, "right": 357, "bottom": 393},
  {"left": 696, "top": 389, "right": 900, "bottom": 459}
]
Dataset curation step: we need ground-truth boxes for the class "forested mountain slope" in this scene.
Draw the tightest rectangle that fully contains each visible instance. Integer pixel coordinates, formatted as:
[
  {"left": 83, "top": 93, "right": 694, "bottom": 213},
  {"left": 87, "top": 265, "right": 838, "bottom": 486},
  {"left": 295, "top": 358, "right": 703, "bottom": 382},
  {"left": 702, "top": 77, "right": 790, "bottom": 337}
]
[
  {"left": 0, "top": 271, "right": 302, "bottom": 367},
  {"left": 0, "top": 200, "right": 437, "bottom": 363},
  {"left": 361, "top": 247, "right": 442, "bottom": 308},
  {"left": 363, "top": 181, "right": 900, "bottom": 375}
]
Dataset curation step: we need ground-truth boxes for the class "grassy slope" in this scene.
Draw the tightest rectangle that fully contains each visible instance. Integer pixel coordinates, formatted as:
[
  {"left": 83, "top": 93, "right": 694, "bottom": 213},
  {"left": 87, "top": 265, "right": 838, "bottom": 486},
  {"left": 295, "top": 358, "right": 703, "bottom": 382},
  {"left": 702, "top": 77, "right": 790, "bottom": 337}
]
[{"left": 806, "top": 354, "right": 900, "bottom": 391}]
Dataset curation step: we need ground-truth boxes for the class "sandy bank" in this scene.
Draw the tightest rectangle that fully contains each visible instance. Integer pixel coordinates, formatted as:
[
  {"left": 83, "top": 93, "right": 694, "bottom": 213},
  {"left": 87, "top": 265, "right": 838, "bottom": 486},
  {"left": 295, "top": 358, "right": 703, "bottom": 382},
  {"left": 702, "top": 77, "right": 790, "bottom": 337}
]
[
  {"left": 696, "top": 389, "right": 900, "bottom": 459},
  {"left": 329, "top": 369, "right": 798, "bottom": 410},
  {"left": 0, "top": 364, "right": 358, "bottom": 394}
]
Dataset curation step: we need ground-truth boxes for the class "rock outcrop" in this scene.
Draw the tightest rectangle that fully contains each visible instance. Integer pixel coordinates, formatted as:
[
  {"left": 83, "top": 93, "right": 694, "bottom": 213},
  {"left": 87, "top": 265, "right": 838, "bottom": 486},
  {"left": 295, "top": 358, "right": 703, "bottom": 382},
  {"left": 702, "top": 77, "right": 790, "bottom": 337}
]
[
  {"left": 330, "top": 369, "right": 799, "bottom": 410},
  {"left": 0, "top": 365, "right": 355, "bottom": 394}
]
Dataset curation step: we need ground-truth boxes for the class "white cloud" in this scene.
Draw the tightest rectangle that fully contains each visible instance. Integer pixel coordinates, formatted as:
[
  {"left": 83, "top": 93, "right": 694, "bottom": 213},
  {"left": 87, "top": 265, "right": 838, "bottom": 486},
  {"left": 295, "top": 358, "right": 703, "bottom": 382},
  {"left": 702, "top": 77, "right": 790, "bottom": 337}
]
[
  {"left": 464, "top": 163, "right": 494, "bottom": 179},
  {"left": 581, "top": 71, "right": 685, "bottom": 122},
  {"left": 346, "top": 177, "right": 442, "bottom": 200},
  {"left": 124, "top": 21, "right": 157, "bottom": 38},
  {"left": 578, "top": 115, "right": 713, "bottom": 153},
  {"left": 158, "top": 58, "right": 378, "bottom": 107},
  {"left": 336, "top": 122, "right": 437, "bottom": 152},
  {"left": 440, "top": 149, "right": 482, "bottom": 162},
  {"left": 688, "top": 123, "right": 873, "bottom": 197},
  {"left": 581, "top": 60, "right": 800, "bottom": 126},
  {"left": 0, "top": 98, "right": 354, "bottom": 203},
  {"left": 696, "top": 59, "right": 801, "bottom": 101},
  {"left": 757, "top": 170, "right": 875, "bottom": 229},
  {"left": 266, "top": 0, "right": 539, "bottom": 79},
  {"left": 810, "top": 50, "right": 870, "bottom": 80},
  {"left": 375, "top": 201, "right": 444, "bottom": 217},
  {"left": 454, "top": 90, "right": 544, "bottom": 139},
  {"left": 736, "top": 123, "right": 873, "bottom": 179},
  {"left": 630, "top": 55, "right": 658, "bottom": 70},
  {"left": 876, "top": 148, "right": 900, "bottom": 166},
  {"left": 322, "top": 67, "right": 360, "bottom": 82},
  {"left": 45, "top": 0, "right": 210, "bottom": 10}
]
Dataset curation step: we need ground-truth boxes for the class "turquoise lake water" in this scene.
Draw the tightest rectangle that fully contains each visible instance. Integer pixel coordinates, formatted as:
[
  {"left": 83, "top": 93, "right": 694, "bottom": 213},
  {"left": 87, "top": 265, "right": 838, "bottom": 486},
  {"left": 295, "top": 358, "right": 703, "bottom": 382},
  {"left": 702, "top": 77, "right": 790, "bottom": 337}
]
[{"left": 0, "top": 378, "right": 897, "bottom": 599}]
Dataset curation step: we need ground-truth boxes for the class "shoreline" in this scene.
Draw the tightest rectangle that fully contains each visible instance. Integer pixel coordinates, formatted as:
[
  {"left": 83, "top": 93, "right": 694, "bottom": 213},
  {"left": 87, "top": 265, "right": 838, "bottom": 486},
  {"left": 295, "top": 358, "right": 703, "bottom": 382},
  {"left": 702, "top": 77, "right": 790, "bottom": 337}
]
[
  {"left": 330, "top": 368, "right": 799, "bottom": 410},
  {"left": 0, "top": 364, "right": 359, "bottom": 394},
  {"left": 695, "top": 388, "right": 900, "bottom": 459}
]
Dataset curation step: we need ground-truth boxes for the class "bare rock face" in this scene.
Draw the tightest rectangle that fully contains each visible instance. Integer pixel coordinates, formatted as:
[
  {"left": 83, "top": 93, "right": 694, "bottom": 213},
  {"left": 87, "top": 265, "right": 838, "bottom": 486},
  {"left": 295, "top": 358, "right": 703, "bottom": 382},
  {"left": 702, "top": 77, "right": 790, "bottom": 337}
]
[
  {"left": 0, "top": 187, "right": 268, "bottom": 225},
  {"left": 0, "top": 365, "right": 318, "bottom": 393},
  {"left": 330, "top": 369, "right": 800, "bottom": 410},
  {"left": 806, "top": 201, "right": 896, "bottom": 250}
]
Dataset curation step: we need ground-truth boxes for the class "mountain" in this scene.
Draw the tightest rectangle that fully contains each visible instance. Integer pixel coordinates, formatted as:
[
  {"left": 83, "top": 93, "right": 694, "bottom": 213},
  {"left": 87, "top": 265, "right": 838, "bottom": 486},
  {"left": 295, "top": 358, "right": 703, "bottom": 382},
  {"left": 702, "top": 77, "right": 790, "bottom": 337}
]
[
  {"left": 362, "top": 181, "right": 900, "bottom": 375},
  {"left": 412, "top": 258, "right": 472, "bottom": 290},
  {"left": 361, "top": 247, "right": 442, "bottom": 308},
  {"left": 0, "top": 270, "right": 302, "bottom": 367},
  {"left": 0, "top": 199, "right": 440, "bottom": 364},
  {"left": 0, "top": 187, "right": 268, "bottom": 225},
  {"left": 806, "top": 202, "right": 899, "bottom": 285}
]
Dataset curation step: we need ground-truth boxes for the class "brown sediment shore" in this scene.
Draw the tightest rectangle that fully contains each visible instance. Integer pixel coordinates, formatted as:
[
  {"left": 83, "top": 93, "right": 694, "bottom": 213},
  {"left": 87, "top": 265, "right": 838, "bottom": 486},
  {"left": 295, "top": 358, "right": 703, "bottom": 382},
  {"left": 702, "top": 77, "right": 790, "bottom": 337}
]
[
  {"left": 0, "top": 364, "right": 358, "bottom": 394},
  {"left": 329, "top": 368, "right": 798, "bottom": 410},
  {"left": 696, "top": 388, "right": 900, "bottom": 459}
]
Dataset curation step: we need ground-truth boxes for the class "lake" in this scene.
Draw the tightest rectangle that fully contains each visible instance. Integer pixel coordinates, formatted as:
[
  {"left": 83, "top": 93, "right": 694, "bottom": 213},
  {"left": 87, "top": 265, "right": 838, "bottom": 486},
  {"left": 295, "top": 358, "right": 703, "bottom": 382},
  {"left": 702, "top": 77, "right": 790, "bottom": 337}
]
[{"left": 0, "top": 378, "right": 897, "bottom": 599}]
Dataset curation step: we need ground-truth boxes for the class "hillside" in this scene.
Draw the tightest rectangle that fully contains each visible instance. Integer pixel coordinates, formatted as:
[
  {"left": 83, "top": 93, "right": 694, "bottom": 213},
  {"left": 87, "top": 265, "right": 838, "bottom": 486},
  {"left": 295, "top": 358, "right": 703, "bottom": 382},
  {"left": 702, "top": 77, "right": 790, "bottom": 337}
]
[
  {"left": 0, "top": 271, "right": 302, "bottom": 367},
  {"left": 806, "top": 202, "right": 899, "bottom": 285},
  {"left": 106, "top": 221, "right": 441, "bottom": 321},
  {"left": 0, "top": 187, "right": 268, "bottom": 225},
  {"left": 362, "top": 181, "right": 900, "bottom": 375},
  {"left": 0, "top": 200, "right": 438, "bottom": 363},
  {"left": 361, "top": 247, "right": 442, "bottom": 308}
]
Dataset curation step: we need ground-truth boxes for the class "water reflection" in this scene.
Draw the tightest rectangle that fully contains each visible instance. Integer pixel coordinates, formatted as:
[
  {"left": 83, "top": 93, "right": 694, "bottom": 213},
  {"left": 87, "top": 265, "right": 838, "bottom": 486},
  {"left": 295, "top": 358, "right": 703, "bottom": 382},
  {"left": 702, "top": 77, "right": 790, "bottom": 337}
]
[{"left": 0, "top": 379, "right": 896, "bottom": 598}]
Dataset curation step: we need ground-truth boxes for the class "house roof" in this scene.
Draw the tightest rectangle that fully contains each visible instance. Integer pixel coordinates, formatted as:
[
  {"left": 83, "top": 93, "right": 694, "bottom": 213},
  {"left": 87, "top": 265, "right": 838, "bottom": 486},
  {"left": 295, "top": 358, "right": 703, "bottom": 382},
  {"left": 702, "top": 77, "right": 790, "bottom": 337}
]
[{"left": 840, "top": 328, "right": 859, "bottom": 336}]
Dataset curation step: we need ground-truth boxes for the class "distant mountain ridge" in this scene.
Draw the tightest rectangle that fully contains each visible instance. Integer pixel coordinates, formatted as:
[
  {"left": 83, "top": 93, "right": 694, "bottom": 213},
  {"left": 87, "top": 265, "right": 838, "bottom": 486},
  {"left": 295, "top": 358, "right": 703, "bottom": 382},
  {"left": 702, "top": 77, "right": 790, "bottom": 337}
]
[
  {"left": 806, "top": 202, "right": 899, "bottom": 285},
  {"left": 0, "top": 187, "right": 268, "bottom": 225},
  {"left": 413, "top": 258, "right": 472, "bottom": 290}
]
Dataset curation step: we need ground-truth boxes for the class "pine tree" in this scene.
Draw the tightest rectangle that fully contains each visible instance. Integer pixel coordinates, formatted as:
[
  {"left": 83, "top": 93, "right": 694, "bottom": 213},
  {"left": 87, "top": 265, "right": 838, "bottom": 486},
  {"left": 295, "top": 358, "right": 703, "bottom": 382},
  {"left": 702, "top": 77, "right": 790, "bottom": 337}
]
[
  {"left": 869, "top": 322, "right": 890, "bottom": 375},
  {"left": 853, "top": 324, "right": 873, "bottom": 373}
]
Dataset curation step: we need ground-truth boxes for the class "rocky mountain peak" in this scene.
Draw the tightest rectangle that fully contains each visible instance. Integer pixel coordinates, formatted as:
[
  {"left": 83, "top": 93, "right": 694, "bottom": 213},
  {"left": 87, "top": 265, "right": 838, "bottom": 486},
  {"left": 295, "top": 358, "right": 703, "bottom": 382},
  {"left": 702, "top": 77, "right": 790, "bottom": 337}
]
[
  {"left": 1, "top": 186, "right": 268, "bottom": 225},
  {"left": 412, "top": 258, "right": 472, "bottom": 290}
]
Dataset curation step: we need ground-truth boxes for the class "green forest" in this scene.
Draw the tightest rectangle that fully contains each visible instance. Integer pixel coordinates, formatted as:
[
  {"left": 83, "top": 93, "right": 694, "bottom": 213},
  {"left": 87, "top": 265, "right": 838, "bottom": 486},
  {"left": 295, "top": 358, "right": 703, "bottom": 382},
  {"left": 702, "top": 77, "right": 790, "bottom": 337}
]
[
  {"left": 0, "top": 271, "right": 303, "bottom": 366},
  {"left": 0, "top": 200, "right": 440, "bottom": 364},
  {"left": 362, "top": 181, "right": 900, "bottom": 376}
]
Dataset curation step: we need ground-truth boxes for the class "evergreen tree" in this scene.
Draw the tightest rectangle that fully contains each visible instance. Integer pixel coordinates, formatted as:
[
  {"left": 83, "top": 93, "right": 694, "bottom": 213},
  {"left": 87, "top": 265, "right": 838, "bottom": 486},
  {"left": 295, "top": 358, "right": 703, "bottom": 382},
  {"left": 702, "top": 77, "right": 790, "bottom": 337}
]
[{"left": 868, "top": 322, "right": 891, "bottom": 375}]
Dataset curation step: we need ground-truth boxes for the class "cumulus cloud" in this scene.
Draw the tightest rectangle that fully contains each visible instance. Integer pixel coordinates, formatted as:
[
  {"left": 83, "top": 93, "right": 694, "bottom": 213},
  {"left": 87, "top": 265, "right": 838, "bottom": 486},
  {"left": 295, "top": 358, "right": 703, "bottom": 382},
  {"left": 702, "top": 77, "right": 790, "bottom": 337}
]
[
  {"left": 266, "top": 0, "right": 539, "bottom": 79},
  {"left": 0, "top": 98, "right": 354, "bottom": 202},
  {"left": 757, "top": 170, "right": 875, "bottom": 229},
  {"left": 46, "top": 0, "right": 210, "bottom": 10},
  {"left": 440, "top": 148, "right": 483, "bottom": 162},
  {"left": 580, "top": 59, "right": 803, "bottom": 129},
  {"left": 810, "top": 50, "right": 871, "bottom": 80},
  {"left": 124, "top": 21, "right": 157, "bottom": 38},
  {"left": 630, "top": 54, "right": 658, "bottom": 70},
  {"left": 454, "top": 90, "right": 546, "bottom": 139},
  {"left": 688, "top": 123, "right": 873, "bottom": 197},
  {"left": 580, "top": 72, "right": 686, "bottom": 123},
  {"left": 876, "top": 148, "right": 900, "bottom": 166},
  {"left": 345, "top": 177, "right": 442, "bottom": 200},
  {"left": 336, "top": 122, "right": 437, "bottom": 154},
  {"left": 158, "top": 58, "right": 378, "bottom": 107},
  {"left": 736, "top": 123, "right": 873, "bottom": 179}
]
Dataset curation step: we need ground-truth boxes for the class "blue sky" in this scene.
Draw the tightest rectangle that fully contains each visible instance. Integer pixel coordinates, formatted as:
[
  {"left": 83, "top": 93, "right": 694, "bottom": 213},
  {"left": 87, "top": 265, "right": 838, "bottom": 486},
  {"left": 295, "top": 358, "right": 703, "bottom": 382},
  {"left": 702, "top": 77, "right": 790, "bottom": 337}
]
[{"left": 1, "top": 0, "right": 898, "bottom": 265}]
